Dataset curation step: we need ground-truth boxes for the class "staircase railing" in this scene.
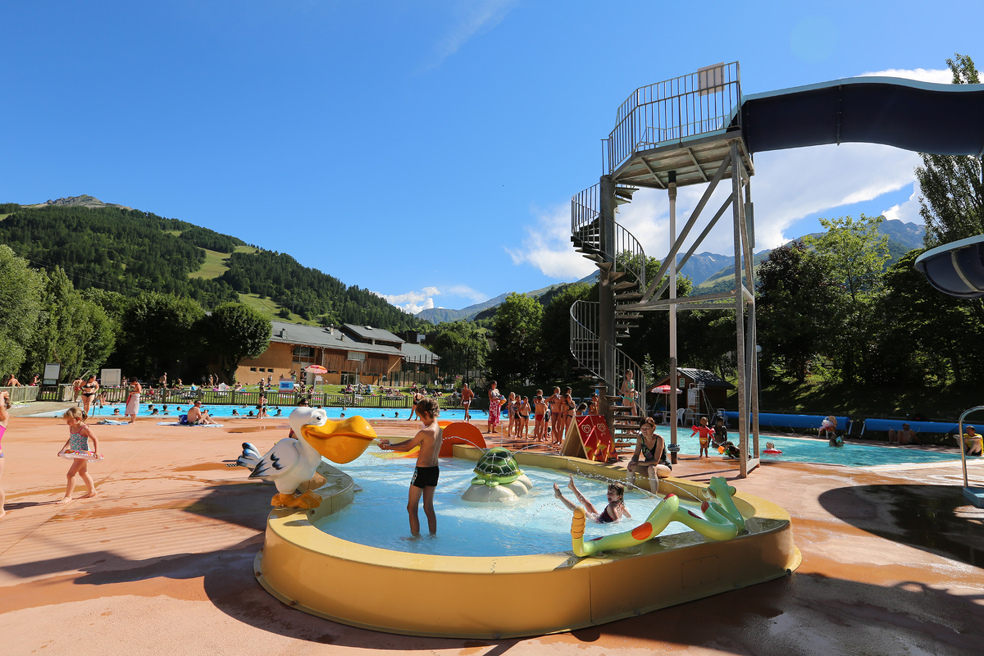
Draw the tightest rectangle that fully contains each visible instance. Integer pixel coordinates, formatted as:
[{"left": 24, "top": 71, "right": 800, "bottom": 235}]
[
  {"left": 569, "top": 300, "right": 647, "bottom": 421},
  {"left": 608, "top": 62, "right": 741, "bottom": 174},
  {"left": 571, "top": 185, "right": 647, "bottom": 293}
]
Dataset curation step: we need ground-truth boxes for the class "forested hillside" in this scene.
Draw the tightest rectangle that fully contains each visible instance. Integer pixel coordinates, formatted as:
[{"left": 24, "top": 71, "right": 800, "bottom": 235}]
[{"left": 0, "top": 202, "right": 425, "bottom": 332}]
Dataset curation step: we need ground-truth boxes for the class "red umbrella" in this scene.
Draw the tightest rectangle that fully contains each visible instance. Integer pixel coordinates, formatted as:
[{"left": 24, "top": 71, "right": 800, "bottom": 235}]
[
  {"left": 650, "top": 384, "right": 681, "bottom": 394},
  {"left": 305, "top": 365, "right": 328, "bottom": 374}
]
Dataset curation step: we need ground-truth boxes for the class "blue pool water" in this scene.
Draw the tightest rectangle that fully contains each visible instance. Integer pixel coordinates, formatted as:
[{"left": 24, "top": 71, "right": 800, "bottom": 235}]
[
  {"left": 314, "top": 448, "right": 689, "bottom": 557},
  {"left": 32, "top": 404, "right": 964, "bottom": 468},
  {"left": 671, "top": 431, "right": 963, "bottom": 468}
]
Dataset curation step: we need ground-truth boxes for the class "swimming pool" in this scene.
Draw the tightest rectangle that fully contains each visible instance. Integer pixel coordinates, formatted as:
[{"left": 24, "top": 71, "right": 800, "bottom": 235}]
[
  {"left": 29, "top": 403, "right": 467, "bottom": 421},
  {"left": 313, "top": 448, "right": 688, "bottom": 557},
  {"left": 672, "top": 432, "right": 964, "bottom": 468}
]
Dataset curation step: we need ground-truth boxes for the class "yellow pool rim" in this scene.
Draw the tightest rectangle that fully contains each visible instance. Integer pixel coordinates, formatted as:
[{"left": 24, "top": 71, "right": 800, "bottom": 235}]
[{"left": 254, "top": 445, "right": 802, "bottom": 639}]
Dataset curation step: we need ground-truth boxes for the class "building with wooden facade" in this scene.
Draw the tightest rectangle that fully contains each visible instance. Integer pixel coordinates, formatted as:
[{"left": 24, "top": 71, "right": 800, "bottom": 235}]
[{"left": 236, "top": 322, "right": 439, "bottom": 386}]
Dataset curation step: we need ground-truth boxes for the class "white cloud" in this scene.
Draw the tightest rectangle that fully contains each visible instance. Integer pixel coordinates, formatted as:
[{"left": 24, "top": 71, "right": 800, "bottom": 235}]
[
  {"left": 882, "top": 186, "right": 922, "bottom": 224},
  {"left": 372, "top": 284, "right": 487, "bottom": 314},
  {"left": 421, "top": 0, "right": 517, "bottom": 71},
  {"left": 509, "top": 67, "right": 949, "bottom": 277},
  {"left": 506, "top": 202, "right": 598, "bottom": 279}
]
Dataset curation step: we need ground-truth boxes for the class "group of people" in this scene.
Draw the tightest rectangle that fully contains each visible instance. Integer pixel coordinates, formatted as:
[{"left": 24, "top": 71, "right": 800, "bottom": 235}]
[
  {"left": 485, "top": 382, "right": 596, "bottom": 446},
  {"left": 3, "top": 373, "right": 40, "bottom": 387}
]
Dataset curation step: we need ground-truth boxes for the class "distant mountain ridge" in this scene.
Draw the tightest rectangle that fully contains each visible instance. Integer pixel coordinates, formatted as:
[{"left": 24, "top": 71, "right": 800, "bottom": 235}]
[{"left": 417, "top": 219, "right": 926, "bottom": 323}]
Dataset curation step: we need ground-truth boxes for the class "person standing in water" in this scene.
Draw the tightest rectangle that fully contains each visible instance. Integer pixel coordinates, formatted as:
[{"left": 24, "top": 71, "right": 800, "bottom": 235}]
[{"left": 378, "top": 398, "right": 444, "bottom": 536}]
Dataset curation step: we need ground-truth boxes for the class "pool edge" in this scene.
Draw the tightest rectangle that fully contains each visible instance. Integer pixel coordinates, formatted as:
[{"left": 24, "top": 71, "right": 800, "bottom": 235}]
[{"left": 254, "top": 450, "right": 802, "bottom": 639}]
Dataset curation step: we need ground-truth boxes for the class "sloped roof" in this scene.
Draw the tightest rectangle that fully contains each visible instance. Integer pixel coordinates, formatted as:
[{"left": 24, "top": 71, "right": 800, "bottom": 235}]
[
  {"left": 656, "top": 368, "right": 733, "bottom": 389},
  {"left": 401, "top": 342, "right": 440, "bottom": 365},
  {"left": 269, "top": 321, "right": 403, "bottom": 357},
  {"left": 342, "top": 323, "right": 404, "bottom": 345}
]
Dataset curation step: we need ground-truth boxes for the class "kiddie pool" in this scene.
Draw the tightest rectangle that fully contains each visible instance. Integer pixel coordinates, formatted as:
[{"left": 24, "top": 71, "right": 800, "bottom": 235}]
[{"left": 254, "top": 446, "right": 801, "bottom": 639}]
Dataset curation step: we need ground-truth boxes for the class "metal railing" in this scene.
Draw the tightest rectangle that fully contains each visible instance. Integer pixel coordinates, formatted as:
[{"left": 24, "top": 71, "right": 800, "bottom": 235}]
[
  {"left": 571, "top": 184, "right": 647, "bottom": 293},
  {"left": 608, "top": 62, "right": 741, "bottom": 173},
  {"left": 569, "top": 300, "right": 646, "bottom": 418}
]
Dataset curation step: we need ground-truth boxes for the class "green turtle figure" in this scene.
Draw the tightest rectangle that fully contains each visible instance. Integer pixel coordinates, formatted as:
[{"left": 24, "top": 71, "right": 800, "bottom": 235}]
[{"left": 462, "top": 447, "right": 534, "bottom": 502}]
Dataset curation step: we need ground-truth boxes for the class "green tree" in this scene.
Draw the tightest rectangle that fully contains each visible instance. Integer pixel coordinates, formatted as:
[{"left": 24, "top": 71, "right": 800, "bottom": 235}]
[
  {"left": 756, "top": 242, "right": 837, "bottom": 382},
  {"left": 201, "top": 302, "right": 272, "bottom": 383},
  {"left": 429, "top": 320, "right": 490, "bottom": 383},
  {"left": 0, "top": 245, "right": 42, "bottom": 378},
  {"left": 489, "top": 293, "right": 544, "bottom": 386},
  {"left": 112, "top": 292, "right": 206, "bottom": 379},
  {"left": 803, "top": 214, "right": 890, "bottom": 382},
  {"left": 22, "top": 267, "right": 115, "bottom": 381},
  {"left": 917, "top": 54, "right": 983, "bottom": 248}
]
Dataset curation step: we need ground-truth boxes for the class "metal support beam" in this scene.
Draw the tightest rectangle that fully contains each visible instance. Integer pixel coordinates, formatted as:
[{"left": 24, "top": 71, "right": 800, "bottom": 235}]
[{"left": 598, "top": 175, "right": 617, "bottom": 435}]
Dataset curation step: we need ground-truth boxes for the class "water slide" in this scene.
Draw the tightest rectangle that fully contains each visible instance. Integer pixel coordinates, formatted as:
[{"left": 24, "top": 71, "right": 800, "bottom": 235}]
[
  {"left": 738, "top": 76, "right": 984, "bottom": 297},
  {"left": 739, "top": 76, "right": 984, "bottom": 157}
]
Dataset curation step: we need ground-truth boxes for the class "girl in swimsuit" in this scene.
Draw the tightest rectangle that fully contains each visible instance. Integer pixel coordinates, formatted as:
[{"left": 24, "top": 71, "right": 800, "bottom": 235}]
[
  {"left": 620, "top": 370, "right": 639, "bottom": 416},
  {"left": 0, "top": 390, "right": 9, "bottom": 519},
  {"left": 57, "top": 407, "right": 100, "bottom": 504},
  {"left": 518, "top": 396, "right": 530, "bottom": 439},
  {"left": 506, "top": 392, "right": 518, "bottom": 438},
  {"left": 533, "top": 391, "right": 547, "bottom": 441},
  {"left": 554, "top": 476, "right": 631, "bottom": 524}
]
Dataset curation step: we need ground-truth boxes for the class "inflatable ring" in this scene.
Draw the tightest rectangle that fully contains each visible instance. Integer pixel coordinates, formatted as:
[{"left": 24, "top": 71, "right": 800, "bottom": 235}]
[
  {"left": 59, "top": 449, "right": 104, "bottom": 461},
  {"left": 763, "top": 448, "right": 782, "bottom": 454}
]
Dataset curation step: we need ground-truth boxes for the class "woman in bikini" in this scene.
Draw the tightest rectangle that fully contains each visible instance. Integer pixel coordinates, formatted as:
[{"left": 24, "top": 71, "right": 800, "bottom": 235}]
[
  {"left": 80, "top": 375, "right": 99, "bottom": 415},
  {"left": 533, "top": 391, "right": 547, "bottom": 441},
  {"left": 627, "top": 417, "right": 671, "bottom": 493}
]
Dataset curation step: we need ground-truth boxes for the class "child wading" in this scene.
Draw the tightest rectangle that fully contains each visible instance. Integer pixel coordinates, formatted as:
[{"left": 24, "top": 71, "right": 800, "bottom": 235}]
[
  {"left": 378, "top": 398, "right": 444, "bottom": 536},
  {"left": 57, "top": 408, "right": 100, "bottom": 504}
]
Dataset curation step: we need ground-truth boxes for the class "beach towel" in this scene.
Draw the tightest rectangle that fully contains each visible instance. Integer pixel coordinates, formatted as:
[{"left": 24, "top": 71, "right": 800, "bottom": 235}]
[
  {"left": 97, "top": 420, "right": 129, "bottom": 425},
  {"left": 156, "top": 422, "right": 224, "bottom": 428}
]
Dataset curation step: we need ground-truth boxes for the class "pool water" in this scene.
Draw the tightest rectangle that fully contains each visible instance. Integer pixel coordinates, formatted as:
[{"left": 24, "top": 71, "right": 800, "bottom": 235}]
[
  {"left": 667, "top": 430, "right": 964, "bottom": 468},
  {"left": 31, "top": 405, "right": 963, "bottom": 467},
  {"left": 315, "top": 448, "right": 691, "bottom": 557},
  {"left": 30, "top": 403, "right": 480, "bottom": 421}
]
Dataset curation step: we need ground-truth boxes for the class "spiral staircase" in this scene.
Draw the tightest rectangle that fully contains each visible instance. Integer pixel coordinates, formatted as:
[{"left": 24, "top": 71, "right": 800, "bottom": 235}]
[{"left": 569, "top": 183, "right": 648, "bottom": 456}]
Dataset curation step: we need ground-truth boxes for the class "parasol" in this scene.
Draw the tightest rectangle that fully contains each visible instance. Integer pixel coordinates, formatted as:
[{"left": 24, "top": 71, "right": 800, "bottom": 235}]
[
  {"left": 650, "top": 384, "right": 682, "bottom": 394},
  {"left": 305, "top": 365, "right": 328, "bottom": 374}
]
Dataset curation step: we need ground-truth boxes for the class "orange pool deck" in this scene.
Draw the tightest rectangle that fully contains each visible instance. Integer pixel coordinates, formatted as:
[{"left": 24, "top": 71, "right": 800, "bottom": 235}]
[{"left": 2, "top": 406, "right": 983, "bottom": 655}]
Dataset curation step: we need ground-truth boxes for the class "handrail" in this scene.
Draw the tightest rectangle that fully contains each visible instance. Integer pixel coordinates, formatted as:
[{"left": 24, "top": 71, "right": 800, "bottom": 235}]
[
  {"left": 569, "top": 300, "right": 646, "bottom": 418},
  {"left": 571, "top": 185, "right": 647, "bottom": 292},
  {"left": 608, "top": 62, "right": 741, "bottom": 173}
]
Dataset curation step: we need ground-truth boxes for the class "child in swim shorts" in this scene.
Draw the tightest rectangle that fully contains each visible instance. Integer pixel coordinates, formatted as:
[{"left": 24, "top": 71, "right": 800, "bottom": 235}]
[{"left": 378, "top": 398, "right": 444, "bottom": 536}]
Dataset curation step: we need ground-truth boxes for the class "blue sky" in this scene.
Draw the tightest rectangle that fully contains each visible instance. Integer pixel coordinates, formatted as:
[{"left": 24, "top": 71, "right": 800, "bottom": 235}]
[{"left": 2, "top": 1, "right": 982, "bottom": 314}]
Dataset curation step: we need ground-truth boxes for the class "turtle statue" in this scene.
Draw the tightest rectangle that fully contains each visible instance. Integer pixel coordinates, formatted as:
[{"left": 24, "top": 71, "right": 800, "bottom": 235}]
[{"left": 461, "top": 447, "right": 534, "bottom": 503}]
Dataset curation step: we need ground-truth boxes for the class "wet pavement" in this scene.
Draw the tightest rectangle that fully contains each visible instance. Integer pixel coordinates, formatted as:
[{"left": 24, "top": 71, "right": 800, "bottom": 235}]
[{"left": 1, "top": 415, "right": 983, "bottom": 655}]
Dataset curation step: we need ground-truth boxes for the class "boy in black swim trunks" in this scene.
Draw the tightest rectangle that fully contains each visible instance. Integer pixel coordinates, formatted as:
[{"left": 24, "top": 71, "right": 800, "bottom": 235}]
[{"left": 378, "top": 398, "right": 444, "bottom": 536}]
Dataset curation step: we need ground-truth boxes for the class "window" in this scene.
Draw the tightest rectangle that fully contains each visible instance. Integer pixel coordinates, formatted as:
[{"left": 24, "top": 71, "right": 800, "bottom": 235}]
[{"left": 347, "top": 351, "right": 366, "bottom": 362}]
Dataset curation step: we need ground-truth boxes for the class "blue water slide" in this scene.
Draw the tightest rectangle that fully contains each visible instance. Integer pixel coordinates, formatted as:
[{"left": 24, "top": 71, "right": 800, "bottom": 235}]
[
  {"left": 739, "top": 77, "right": 984, "bottom": 157},
  {"left": 914, "top": 235, "right": 984, "bottom": 299}
]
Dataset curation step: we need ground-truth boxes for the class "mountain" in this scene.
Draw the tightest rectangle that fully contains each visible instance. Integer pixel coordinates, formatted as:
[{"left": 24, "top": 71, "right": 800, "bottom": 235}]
[
  {"left": 0, "top": 198, "right": 427, "bottom": 332},
  {"left": 417, "top": 220, "right": 928, "bottom": 324},
  {"left": 416, "top": 282, "right": 571, "bottom": 325}
]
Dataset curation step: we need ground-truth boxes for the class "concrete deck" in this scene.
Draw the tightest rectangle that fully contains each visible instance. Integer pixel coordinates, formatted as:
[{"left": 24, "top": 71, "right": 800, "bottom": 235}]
[{"left": 1, "top": 412, "right": 983, "bottom": 655}]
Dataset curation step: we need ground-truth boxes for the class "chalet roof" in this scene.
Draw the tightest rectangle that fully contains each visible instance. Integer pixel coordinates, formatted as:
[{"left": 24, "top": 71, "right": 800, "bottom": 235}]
[
  {"left": 342, "top": 323, "right": 404, "bottom": 346},
  {"left": 269, "top": 321, "right": 403, "bottom": 357},
  {"left": 656, "top": 368, "right": 733, "bottom": 389},
  {"left": 401, "top": 342, "right": 440, "bottom": 365}
]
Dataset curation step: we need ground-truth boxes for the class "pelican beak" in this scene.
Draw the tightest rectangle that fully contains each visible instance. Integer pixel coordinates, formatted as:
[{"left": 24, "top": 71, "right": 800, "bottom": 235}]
[{"left": 300, "top": 416, "right": 377, "bottom": 464}]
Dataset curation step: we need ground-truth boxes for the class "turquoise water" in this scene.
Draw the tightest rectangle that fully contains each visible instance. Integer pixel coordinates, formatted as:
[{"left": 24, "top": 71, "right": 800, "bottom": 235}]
[
  {"left": 314, "top": 448, "right": 689, "bottom": 557},
  {"left": 30, "top": 403, "right": 475, "bottom": 422},
  {"left": 31, "top": 404, "right": 963, "bottom": 467},
  {"left": 666, "top": 430, "right": 963, "bottom": 468}
]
